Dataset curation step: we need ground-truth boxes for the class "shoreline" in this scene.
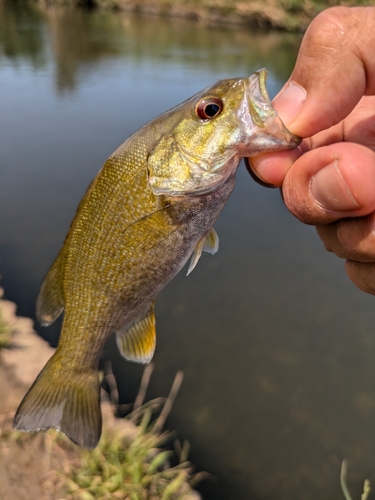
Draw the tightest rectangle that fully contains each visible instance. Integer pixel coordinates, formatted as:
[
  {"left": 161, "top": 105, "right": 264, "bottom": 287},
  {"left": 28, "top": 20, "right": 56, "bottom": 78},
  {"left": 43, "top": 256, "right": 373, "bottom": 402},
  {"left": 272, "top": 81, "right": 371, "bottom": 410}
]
[
  {"left": 0, "top": 289, "right": 201, "bottom": 499},
  {"left": 32, "top": 0, "right": 319, "bottom": 32},
  {"left": 30, "top": 0, "right": 375, "bottom": 32},
  {"left": 110, "top": 0, "right": 315, "bottom": 32}
]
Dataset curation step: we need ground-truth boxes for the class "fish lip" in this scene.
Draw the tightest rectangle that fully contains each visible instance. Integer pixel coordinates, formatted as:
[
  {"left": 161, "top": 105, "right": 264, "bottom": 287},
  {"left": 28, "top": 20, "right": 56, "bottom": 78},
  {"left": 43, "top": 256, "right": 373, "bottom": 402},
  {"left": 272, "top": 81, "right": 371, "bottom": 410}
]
[
  {"left": 243, "top": 69, "right": 301, "bottom": 151},
  {"left": 247, "top": 68, "right": 275, "bottom": 127}
]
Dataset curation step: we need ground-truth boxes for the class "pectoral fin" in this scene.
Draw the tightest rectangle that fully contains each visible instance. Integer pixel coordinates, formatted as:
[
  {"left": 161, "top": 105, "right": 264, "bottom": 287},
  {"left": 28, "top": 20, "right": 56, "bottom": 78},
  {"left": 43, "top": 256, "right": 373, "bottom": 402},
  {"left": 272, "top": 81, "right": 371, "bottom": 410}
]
[
  {"left": 116, "top": 303, "right": 156, "bottom": 364},
  {"left": 202, "top": 226, "right": 219, "bottom": 254},
  {"left": 186, "top": 227, "right": 219, "bottom": 276}
]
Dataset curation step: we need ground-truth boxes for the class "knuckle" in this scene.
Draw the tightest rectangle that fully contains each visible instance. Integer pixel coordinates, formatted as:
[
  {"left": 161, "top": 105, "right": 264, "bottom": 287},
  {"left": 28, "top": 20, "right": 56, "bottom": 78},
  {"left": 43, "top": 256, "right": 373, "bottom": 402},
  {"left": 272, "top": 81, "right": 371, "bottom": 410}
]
[
  {"left": 303, "top": 7, "right": 355, "bottom": 56},
  {"left": 335, "top": 220, "right": 360, "bottom": 255},
  {"left": 309, "top": 6, "right": 352, "bottom": 36},
  {"left": 345, "top": 260, "right": 375, "bottom": 295},
  {"left": 316, "top": 218, "right": 375, "bottom": 261},
  {"left": 336, "top": 216, "right": 375, "bottom": 261}
]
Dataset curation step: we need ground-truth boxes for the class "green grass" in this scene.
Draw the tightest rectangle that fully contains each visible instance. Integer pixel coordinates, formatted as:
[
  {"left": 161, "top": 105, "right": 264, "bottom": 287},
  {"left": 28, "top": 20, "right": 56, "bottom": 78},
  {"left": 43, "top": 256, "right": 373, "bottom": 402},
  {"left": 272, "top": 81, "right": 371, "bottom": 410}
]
[
  {"left": 62, "top": 408, "right": 198, "bottom": 500},
  {"left": 60, "top": 370, "right": 200, "bottom": 500}
]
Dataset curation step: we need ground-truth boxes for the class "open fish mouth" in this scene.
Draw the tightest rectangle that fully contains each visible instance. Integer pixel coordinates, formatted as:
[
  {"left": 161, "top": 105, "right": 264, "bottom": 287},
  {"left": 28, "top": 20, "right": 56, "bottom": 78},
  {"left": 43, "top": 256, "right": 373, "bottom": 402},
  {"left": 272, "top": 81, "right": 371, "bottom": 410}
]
[{"left": 240, "top": 68, "right": 301, "bottom": 154}]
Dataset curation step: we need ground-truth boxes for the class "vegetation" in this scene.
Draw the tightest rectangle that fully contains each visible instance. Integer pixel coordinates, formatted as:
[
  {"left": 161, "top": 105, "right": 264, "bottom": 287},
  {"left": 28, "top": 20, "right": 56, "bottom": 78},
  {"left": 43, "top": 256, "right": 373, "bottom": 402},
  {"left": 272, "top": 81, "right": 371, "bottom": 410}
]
[
  {"left": 57, "top": 367, "right": 201, "bottom": 500},
  {"left": 28, "top": 0, "right": 375, "bottom": 32},
  {"left": 4, "top": 395, "right": 201, "bottom": 500},
  {"left": 62, "top": 407, "right": 199, "bottom": 500}
]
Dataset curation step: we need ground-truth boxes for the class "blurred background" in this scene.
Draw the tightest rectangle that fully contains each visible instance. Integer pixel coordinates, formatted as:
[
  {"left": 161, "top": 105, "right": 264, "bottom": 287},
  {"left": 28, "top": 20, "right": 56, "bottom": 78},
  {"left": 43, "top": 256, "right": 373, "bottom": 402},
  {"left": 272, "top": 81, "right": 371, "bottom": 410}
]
[{"left": 1, "top": 1, "right": 375, "bottom": 499}]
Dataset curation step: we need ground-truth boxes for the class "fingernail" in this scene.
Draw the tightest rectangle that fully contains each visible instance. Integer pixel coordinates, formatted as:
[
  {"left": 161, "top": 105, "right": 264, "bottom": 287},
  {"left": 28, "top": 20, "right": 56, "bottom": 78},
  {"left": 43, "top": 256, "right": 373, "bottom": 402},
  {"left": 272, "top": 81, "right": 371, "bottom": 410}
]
[
  {"left": 311, "top": 160, "right": 360, "bottom": 211},
  {"left": 273, "top": 82, "right": 306, "bottom": 127}
]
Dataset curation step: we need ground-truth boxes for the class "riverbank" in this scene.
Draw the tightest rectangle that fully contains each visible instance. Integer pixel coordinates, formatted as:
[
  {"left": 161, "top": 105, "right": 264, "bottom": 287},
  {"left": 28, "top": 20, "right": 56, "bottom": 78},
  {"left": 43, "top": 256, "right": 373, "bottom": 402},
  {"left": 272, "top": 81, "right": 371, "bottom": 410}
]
[
  {"left": 0, "top": 289, "right": 201, "bottom": 500},
  {"left": 30, "top": 0, "right": 374, "bottom": 31}
]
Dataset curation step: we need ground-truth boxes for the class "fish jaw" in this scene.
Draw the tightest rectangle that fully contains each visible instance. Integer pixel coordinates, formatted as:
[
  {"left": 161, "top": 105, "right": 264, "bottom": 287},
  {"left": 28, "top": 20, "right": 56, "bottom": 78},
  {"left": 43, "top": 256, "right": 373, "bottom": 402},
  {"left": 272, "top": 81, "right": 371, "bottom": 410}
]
[{"left": 237, "top": 69, "right": 301, "bottom": 156}]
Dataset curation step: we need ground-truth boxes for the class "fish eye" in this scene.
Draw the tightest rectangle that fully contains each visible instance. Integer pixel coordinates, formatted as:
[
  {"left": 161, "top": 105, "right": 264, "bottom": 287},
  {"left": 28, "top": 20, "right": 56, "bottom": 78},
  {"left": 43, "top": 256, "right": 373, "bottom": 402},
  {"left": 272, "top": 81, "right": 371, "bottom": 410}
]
[{"left": 195, "top": 98, "right": 223, "bottom": 120}]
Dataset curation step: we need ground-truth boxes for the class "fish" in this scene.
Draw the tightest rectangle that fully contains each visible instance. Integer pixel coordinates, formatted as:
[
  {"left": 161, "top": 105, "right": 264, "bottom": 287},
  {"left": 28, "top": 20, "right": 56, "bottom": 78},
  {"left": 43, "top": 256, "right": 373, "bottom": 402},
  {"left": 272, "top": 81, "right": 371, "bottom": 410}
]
[{"left": 13, "top": 69, "right": 300, "bottom": 449}]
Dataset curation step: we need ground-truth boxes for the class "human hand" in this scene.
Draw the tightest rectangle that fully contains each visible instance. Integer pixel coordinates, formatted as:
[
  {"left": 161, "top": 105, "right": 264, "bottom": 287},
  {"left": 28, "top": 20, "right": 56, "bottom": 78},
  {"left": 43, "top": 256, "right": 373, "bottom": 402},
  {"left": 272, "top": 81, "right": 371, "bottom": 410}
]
[{"left": 248, "top": 6, "right": 375, "bottom": 295}]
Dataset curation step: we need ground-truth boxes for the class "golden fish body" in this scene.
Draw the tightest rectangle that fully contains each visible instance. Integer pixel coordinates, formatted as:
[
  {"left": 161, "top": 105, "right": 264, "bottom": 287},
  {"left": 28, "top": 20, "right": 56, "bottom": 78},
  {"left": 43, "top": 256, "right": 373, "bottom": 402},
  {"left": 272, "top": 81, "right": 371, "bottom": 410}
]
[{"left": 14, "top": 70, "right": 300, "bottom": 448}]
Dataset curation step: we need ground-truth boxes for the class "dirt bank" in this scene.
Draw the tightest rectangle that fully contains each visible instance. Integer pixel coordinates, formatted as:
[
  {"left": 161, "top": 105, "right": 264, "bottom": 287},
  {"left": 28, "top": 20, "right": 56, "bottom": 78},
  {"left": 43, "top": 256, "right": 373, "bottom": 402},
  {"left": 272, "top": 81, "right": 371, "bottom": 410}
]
[{"left": 0, "top": 289, "right": 64, "bottom": 499}]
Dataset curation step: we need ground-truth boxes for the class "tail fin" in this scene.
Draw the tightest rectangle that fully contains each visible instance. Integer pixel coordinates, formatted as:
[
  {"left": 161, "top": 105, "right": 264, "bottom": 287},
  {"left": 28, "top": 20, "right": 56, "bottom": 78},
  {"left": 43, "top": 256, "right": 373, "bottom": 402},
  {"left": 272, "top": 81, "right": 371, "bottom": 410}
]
[{"left": 13, "top": 353, "right": 102, "bottom": 449}]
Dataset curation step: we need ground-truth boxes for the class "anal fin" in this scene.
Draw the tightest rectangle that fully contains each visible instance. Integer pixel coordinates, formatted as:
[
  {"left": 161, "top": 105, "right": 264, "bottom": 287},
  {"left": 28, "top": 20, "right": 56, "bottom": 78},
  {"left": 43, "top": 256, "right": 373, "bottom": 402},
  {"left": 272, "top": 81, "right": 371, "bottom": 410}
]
[
  {"left": 116, "top": 302, "right": 156, "bottom": 364},
  {"left": 187, "top": 226, "right": 219, "bottom": 276}
]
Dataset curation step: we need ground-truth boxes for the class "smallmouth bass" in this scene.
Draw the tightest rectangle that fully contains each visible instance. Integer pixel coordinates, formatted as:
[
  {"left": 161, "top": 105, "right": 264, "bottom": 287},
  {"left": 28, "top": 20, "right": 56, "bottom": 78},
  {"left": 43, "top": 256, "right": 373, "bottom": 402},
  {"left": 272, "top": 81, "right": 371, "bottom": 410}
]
[{"left": 14, "top": 69, "right": 300, "bottom": 448}]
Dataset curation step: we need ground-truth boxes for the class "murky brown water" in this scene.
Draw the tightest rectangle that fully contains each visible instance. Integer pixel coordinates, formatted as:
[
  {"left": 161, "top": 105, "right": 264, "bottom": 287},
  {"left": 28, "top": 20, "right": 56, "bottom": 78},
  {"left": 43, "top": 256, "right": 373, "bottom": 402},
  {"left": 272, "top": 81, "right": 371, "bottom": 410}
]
[{"left": 1, "top": 3, "right": 375, "bottom": 499}]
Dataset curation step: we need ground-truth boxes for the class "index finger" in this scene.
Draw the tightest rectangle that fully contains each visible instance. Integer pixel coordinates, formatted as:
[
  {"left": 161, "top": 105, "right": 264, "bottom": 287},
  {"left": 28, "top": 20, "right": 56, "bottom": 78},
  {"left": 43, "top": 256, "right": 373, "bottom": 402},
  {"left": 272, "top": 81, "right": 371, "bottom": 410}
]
[{"left": 286, "top": 6, "right": 375, "bottom": 138}]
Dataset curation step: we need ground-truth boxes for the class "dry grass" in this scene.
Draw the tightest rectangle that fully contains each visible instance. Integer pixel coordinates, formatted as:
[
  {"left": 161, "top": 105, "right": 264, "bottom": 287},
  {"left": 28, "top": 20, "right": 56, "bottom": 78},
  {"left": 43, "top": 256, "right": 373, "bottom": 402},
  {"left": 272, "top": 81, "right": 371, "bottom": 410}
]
[{"left": 340, "top": 460, "right": 371, "bottom": 500}]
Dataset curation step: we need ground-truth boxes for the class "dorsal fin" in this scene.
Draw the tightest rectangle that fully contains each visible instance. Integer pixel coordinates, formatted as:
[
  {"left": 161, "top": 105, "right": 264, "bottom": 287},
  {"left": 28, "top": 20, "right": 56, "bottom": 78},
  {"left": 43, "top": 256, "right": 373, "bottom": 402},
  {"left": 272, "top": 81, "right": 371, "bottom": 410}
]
[
  {"left": 116, "top": 303, "right": 156, "bottom": 364},
  {"left": 186, "top": 227, "right": 219, "bottom": 276}
]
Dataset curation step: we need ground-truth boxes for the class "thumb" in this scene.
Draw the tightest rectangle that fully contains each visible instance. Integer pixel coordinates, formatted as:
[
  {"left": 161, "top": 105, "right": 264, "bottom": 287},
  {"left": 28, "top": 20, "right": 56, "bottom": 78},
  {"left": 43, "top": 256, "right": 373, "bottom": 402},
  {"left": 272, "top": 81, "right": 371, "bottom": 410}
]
[{"left": 273, "top": 6, "right": 375, "bottom": 138}]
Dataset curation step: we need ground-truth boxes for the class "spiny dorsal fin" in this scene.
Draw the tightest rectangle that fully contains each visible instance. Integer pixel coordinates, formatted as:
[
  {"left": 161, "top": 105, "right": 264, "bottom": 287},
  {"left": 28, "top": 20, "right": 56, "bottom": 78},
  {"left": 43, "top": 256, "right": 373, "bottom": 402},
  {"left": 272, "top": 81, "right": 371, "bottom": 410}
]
[
  {"left": 36, "top": 252, "right": 66, "bottom": 326},
  {"left": 116, "top": 303, "right": 156, "bottom": 364},
  {"left": 186, "top": 227, "right": 219, "bottom": 276}
]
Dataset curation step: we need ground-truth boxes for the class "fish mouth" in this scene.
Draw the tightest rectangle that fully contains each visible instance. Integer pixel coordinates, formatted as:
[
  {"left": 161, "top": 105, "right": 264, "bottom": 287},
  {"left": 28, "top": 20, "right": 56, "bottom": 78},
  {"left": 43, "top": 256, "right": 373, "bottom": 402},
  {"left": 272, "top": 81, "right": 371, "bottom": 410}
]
[{"left": 241, "top": 69, "right": 301, "bottom": 154}]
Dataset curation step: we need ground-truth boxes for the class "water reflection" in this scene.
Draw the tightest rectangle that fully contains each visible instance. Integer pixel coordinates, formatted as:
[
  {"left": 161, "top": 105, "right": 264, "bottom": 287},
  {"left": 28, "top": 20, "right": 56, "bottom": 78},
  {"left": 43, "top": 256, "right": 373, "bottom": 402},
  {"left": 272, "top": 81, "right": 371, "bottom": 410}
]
[
  {"left": 0, "top": 1, "right": 300, "bottom": 91},
  {"left": 0, "top": 1, "right": 46, "bottom": 68},
  {"left": 1, "top": 3, "right": 375, "bottom": 500}
]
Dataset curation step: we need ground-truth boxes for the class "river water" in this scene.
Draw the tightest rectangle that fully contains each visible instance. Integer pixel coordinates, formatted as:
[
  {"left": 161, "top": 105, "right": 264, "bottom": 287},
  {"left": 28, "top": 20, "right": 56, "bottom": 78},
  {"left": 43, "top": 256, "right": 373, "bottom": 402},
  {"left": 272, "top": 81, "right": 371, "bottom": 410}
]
[{"left": 1, "top": 3, "right": 375, "bottom": 499}]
